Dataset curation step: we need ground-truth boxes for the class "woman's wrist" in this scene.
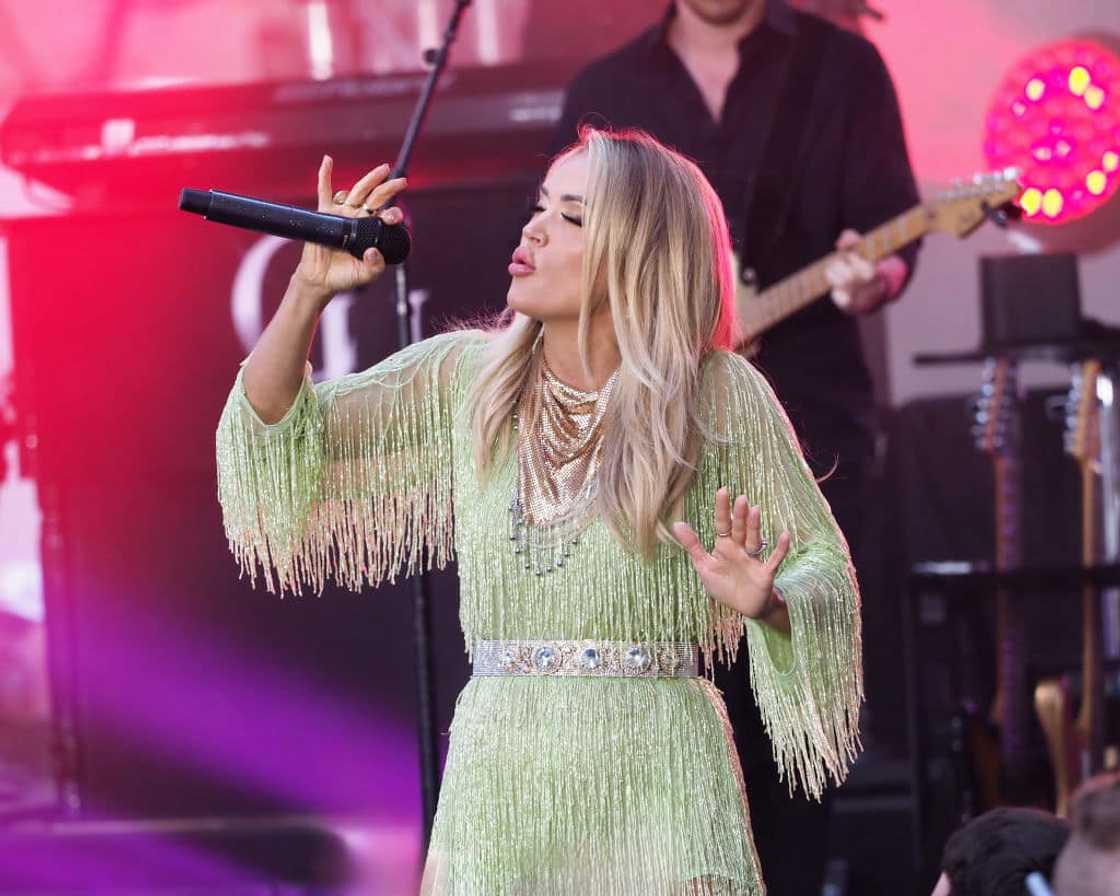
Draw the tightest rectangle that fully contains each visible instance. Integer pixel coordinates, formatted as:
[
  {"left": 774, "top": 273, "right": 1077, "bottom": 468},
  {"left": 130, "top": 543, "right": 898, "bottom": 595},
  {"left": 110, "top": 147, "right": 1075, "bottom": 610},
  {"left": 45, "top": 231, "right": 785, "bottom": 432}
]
[
  {"left": 288, "top": 270, "right": 333, "bottom": 312},
  {"left": 877, "top": 255, "right": 908, "bottom": 303},
  {"left": 754, "top": 585, "right": 786, "bottom": 620}
]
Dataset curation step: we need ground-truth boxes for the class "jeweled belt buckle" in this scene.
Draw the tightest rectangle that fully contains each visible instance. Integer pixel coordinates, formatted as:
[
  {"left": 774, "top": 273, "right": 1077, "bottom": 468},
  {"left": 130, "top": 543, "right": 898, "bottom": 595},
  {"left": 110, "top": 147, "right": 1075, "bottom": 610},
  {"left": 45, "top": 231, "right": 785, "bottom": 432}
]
[{"left": 472, "top": 639, "right": 698, "bottom": 678}]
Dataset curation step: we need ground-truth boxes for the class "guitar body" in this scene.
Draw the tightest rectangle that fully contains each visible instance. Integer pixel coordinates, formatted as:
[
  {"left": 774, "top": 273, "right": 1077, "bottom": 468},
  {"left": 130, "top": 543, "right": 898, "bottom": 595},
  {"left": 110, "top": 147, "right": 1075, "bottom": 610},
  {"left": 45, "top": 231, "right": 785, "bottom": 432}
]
[
  {"left": 733, "top": 276, "right": 762, "bottom": 358},
  {"left": 1034, "top": 677, "right": 1080, "bottom": 818},
  {"left": 1035, "top": 359, "right": 1106, "bottom": 817},
  {"left": 954, "top": 704, "right": 1005, "bottom": 815},
  {"left": 963, "top": 358, "right": 1032, "bottom": 812}
]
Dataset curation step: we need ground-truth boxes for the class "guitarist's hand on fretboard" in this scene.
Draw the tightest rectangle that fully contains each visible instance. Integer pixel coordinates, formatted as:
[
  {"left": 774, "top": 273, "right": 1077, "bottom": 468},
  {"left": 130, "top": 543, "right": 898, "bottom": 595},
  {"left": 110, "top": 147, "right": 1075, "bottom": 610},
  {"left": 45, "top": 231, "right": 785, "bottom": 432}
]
[
  {"left": 731, "top": 169, "right": 1019, "bottom": 353},
  {"left": 826, "top": 228, "right": 909, "bottom": 315}
]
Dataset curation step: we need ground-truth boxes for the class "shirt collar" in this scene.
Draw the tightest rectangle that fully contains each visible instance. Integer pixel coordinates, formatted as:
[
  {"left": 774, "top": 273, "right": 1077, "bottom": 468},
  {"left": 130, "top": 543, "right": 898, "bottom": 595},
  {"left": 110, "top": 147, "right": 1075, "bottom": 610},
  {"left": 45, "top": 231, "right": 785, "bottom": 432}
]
[{"left": 645, "top": 0, "right": 797, "bottom": 59}]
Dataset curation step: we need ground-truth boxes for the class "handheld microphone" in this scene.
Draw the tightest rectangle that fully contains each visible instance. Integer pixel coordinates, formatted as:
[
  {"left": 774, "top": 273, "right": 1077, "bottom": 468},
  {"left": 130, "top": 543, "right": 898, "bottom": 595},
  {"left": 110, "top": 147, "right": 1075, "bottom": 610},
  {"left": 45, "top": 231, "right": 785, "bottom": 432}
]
[{"left": 178, "top": 188, "right": 411, "bottom": 264}]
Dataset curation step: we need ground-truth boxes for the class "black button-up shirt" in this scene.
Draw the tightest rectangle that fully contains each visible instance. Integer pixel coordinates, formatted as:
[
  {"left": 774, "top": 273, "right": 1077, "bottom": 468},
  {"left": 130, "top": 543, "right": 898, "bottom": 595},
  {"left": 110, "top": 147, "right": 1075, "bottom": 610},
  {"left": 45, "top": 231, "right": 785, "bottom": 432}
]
[{"left": 548, "top": 1, "right": 920, "bottom": 461}]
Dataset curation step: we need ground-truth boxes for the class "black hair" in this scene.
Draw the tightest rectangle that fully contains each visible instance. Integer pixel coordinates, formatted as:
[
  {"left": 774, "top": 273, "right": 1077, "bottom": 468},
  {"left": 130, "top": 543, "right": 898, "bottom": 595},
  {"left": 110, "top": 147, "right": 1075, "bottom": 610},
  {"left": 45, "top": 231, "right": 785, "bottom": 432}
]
[{"left": 941, "top": 807, "right": 1070, "bottom": 896}]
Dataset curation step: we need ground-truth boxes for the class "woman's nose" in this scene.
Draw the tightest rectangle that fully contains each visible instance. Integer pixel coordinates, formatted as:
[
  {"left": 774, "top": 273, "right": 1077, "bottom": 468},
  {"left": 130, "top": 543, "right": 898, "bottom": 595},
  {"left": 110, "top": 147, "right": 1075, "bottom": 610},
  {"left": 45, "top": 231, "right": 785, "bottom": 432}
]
[{"left": 522, "top": 220, "right": 546, "bottom": 245}]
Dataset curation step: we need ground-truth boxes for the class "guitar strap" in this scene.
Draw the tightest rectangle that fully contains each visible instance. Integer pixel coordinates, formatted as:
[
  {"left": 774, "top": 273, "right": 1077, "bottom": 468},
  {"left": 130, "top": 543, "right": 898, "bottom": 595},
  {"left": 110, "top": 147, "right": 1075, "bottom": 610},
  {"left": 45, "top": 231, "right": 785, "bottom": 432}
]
[{"left": 739, "top": 15, "right": 831, "bottom": 286}]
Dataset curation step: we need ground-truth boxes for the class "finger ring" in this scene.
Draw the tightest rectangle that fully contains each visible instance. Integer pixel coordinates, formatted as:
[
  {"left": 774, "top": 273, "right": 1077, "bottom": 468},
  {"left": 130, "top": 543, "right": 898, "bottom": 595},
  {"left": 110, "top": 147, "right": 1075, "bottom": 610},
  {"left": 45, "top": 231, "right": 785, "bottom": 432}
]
[
  {"left": 332, "top": 190, "right": 348, "bottom": 204},
  {"left": 715, "top": 529, "right": 732, "bottom": 538},
  {"left": 745, "top": 539, "right": 768, "bottom": 558}
]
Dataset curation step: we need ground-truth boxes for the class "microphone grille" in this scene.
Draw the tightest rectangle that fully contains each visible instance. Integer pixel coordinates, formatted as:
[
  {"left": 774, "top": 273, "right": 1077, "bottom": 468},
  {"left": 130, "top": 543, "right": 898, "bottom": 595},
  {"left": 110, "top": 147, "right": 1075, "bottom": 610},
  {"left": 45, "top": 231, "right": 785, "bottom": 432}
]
[
  {"left": 349, "top": 218, "right": 412, "bottom": 264},
  {"left": 353, "top": 217, "right": 411, "bottom": 264},
  {"left": 376, "top": 222, "right": 411, "bottom": 265}
]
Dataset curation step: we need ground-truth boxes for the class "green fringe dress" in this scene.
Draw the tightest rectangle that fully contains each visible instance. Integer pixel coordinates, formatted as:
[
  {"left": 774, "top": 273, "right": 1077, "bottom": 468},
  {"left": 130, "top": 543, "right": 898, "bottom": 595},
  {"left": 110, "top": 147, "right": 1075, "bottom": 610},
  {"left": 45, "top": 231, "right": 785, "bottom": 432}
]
[{"left": 215, "top": 329, "right": 862, "bottom": 895}]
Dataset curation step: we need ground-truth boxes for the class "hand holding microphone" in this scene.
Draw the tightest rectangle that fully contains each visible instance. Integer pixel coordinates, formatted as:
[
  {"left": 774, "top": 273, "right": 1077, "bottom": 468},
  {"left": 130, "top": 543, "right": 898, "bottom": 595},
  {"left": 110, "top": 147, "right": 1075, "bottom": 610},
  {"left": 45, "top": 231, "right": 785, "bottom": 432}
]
[
  {"left": 179, "top": 155, "right": 410, "bottom": 308},
  {"left": 206, "top": 156, "right": 411, "bottom": 424},
  {"left": 294, "top": 156, "right": 408, "bottom": 303}
]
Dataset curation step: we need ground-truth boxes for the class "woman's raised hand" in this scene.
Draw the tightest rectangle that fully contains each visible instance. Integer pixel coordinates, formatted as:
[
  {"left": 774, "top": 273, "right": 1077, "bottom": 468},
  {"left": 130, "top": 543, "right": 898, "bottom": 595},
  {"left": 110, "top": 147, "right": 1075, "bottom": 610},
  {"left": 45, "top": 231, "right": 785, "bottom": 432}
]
[
  {"left": 293, "top": 155, "right": 408, "bottom": 304},
  {"left": 671, "top": 487, "right": 791, "bottom": 618}
]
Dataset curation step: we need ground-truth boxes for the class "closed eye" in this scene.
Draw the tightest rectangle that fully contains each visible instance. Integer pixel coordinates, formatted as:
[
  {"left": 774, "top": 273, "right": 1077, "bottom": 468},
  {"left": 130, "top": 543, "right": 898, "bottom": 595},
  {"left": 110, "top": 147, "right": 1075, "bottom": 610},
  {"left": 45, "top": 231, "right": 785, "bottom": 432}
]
[{"left": 527, "top": 203, "right": 582, "bottom": 227}]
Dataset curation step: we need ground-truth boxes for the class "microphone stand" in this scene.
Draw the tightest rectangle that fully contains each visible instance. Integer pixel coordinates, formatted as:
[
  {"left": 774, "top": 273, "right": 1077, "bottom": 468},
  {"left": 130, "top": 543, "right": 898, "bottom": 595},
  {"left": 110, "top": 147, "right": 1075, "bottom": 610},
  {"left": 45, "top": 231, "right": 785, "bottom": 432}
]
[{"left": 383, "top": 0, "right": 472, "bottom": 853}]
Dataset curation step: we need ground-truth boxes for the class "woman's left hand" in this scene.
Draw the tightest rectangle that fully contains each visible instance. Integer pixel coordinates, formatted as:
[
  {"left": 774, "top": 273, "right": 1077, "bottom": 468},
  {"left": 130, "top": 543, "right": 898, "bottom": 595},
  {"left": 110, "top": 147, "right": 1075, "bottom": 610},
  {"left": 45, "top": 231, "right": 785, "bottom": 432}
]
[{"left": 672, "top": 487, "right": 791, "bottom": 618}]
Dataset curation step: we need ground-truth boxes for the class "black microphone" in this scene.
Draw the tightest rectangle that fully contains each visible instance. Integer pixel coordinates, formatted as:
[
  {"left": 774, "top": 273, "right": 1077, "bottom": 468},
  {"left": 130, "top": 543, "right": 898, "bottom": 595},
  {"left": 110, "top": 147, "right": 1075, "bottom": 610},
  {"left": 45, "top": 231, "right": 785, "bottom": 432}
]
[{"left": 178, "top": 188, "right": 411, "bottom": 264}]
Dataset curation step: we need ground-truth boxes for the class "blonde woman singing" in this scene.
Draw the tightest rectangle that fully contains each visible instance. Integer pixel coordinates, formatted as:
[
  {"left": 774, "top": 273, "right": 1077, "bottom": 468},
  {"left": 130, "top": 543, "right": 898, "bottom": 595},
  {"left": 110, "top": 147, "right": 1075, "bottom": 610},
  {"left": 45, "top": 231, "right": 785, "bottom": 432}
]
[{"left": 216, "top": 128, "right": 861, "bottom": 895}]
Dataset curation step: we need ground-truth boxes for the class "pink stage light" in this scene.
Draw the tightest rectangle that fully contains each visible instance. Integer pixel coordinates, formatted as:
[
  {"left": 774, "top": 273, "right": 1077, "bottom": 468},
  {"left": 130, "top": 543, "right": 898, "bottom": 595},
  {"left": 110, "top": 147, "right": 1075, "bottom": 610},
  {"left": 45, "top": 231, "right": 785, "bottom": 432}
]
[{"left": 984, "top": 39, "right": 1120, "bottom": 225}]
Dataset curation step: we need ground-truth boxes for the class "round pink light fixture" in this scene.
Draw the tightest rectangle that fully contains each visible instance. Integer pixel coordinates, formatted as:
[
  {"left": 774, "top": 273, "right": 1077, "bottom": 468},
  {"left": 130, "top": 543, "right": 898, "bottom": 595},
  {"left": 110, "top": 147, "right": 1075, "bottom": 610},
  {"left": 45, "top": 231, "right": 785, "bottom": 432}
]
[{"left": 984, "top": 38, "right": 1120, "bottom": 224}]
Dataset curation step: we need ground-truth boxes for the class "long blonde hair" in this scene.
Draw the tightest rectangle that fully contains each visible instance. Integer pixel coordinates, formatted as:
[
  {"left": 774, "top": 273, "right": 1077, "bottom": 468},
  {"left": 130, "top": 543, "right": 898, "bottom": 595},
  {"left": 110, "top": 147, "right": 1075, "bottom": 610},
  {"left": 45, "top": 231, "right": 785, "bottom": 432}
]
[{"left": 467, "top": 127, "right": 739, "bottom": 556}]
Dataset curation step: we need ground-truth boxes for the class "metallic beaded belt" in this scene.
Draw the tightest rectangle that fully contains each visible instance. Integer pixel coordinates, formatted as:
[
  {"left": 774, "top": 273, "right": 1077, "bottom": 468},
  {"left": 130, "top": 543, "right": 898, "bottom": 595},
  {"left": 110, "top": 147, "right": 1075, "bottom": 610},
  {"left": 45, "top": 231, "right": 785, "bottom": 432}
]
[{"left": 471, "top": 639, "right": 699, "bottom": 678}]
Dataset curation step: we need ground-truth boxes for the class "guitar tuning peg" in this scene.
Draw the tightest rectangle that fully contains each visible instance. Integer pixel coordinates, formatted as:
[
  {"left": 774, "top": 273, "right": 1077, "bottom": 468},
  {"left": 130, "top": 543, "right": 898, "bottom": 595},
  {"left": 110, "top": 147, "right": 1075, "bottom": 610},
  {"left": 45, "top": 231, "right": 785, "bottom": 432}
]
[{"left": 983, "top": 202, "right": 1011, "bottom": 228}]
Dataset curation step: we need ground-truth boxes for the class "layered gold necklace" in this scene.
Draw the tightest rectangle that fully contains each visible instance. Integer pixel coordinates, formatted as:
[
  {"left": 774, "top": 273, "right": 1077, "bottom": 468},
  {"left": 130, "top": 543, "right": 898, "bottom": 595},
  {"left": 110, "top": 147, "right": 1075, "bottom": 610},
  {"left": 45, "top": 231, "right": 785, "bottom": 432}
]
[{"left": 509, "top": 354, "right": 619, "bottom": 575}]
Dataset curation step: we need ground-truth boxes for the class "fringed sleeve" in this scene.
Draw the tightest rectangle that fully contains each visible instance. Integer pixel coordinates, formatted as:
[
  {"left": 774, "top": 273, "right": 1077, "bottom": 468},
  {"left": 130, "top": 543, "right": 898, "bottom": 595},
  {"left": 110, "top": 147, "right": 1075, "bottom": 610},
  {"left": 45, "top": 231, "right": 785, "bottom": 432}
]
[
  {"left": 704, "top": 352, "right": 863, "bottom": 801},
  {"left": 215, "top": 329, "right": 482, "bottom": 596}
]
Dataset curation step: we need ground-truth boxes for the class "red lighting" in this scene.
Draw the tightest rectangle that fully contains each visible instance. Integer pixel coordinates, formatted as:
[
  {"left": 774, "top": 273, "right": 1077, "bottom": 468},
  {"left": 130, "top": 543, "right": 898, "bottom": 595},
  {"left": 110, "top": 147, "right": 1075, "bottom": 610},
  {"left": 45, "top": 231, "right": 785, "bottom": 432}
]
[{"left": 985, "top": 39, "right": 1120, "bottom": 224}]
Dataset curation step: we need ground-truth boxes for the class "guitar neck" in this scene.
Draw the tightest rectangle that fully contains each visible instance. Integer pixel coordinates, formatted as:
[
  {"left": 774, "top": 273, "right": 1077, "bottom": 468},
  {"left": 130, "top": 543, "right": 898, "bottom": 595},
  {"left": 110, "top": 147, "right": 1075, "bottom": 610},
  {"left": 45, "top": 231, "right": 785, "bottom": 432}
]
[
  {"left": 750, "top": 204, "right": 930, "bottom": 329},
  {"left": 992, "top": 446, "right": 1029, "bottom": 774},
  {"left": 1078, "top": 458, "right": 1105, "bottom": 769},
  {"left": 993, "top": 454, "right": 1023, "bottom": 571}
]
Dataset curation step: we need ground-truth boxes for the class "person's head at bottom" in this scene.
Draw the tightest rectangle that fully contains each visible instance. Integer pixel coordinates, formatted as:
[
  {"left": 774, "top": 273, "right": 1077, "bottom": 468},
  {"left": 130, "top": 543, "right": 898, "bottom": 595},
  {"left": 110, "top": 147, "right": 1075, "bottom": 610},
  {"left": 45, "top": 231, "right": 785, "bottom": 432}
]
[
  {"left": 930, "top": 807, "right": 1069, "bottom": 896},
  {"left": 477, "top": 126, "right": 739, "bottom": 556},
  {"left": 1053, "top": 773, "right": 1120, "bottom": 896}
]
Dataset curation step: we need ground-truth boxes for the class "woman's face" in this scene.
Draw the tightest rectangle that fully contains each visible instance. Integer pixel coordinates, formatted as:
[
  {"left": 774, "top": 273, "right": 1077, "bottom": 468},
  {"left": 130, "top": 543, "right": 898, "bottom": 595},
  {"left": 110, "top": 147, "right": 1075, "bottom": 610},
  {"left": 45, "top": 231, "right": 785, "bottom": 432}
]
[{"left": 506, "top": 151, "right": 589, "bottom": 322}]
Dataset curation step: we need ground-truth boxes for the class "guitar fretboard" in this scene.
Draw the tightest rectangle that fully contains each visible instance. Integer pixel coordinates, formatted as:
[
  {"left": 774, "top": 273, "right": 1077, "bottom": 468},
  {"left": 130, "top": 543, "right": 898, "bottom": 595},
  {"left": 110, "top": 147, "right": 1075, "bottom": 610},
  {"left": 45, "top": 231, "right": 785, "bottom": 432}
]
[
  {"left": 748, "top": 204, "right": 932, "bottom": 331},
  {"left": 980, "top": 358, "right": 1029, "bottom": 775}
]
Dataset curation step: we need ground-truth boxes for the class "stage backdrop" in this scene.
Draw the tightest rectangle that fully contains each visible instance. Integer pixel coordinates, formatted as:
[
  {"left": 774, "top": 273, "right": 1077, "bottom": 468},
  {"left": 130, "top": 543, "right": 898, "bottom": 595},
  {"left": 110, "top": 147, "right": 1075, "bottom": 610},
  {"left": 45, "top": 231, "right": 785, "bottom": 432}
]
[{"left": 7, "top": 176, "right": 537, "bottom": 825}]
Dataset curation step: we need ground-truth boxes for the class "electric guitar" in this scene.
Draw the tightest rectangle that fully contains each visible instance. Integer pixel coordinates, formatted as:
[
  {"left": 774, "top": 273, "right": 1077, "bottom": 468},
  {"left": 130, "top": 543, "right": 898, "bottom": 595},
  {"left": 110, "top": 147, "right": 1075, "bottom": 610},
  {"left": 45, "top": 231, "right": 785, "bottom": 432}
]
[
  {"left": 1035, "top": 360, "right": 1105, "bottom": 817},
  {"left": 731, "top": 170, "right": 1022, "bottom": 353},
  {"left": 961, "top": 357, "right": 1030, "bottom": 811}
]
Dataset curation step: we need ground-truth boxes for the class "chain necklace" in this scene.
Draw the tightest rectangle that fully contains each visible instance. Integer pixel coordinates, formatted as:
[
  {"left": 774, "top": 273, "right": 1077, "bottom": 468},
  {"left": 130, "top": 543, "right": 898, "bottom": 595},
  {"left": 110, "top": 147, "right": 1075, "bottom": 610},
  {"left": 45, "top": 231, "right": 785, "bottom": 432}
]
[{"left": 509, "top": 356, "right": 619, "bottom": 575}]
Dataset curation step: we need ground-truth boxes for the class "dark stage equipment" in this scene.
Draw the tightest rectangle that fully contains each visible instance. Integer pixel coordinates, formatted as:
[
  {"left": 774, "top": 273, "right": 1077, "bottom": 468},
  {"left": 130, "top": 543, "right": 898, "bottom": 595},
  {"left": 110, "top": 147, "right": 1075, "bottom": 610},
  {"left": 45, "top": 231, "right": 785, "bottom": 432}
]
[
  {"left": 980, "top": 252, "right": 1082, "bottom": 347},
  {"left": 0, "top": 60, "right": 567, "bottom": 890},
  {"left": 0, "top": 61, "right": 578, "bottom": 208},
  {"left": 906, "top": 313, "right": 1120, "bottom": 888}
]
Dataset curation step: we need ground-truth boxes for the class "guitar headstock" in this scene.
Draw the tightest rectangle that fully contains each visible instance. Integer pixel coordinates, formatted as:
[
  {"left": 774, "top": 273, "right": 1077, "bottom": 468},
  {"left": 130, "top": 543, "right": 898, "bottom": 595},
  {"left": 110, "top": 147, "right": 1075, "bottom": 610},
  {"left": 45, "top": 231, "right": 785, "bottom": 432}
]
[
  {"left": 1064, "top": 359, "right": 1102, "bottom": 465},
  {"left": 929, "top": 169, "right": 1022, "bottom": 238},
  {"left": 972, "top": 357, "right": 1021, "bottom": 456}
]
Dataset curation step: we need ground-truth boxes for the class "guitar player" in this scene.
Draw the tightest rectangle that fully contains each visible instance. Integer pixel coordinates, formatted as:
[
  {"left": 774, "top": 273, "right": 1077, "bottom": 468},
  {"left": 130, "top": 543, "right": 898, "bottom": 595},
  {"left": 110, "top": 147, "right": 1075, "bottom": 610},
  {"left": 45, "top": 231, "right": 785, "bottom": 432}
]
[{"left": 547, "top": 1, "right": 921, "bottom": 892}]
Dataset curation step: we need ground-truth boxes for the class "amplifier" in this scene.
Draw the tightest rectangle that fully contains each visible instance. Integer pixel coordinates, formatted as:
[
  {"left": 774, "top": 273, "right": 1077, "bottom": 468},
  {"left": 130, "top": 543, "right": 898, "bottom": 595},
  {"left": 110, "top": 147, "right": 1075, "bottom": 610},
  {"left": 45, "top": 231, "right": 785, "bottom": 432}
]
[{"left": 979, "top": 252, "right": 1082, "bottom": 348}]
